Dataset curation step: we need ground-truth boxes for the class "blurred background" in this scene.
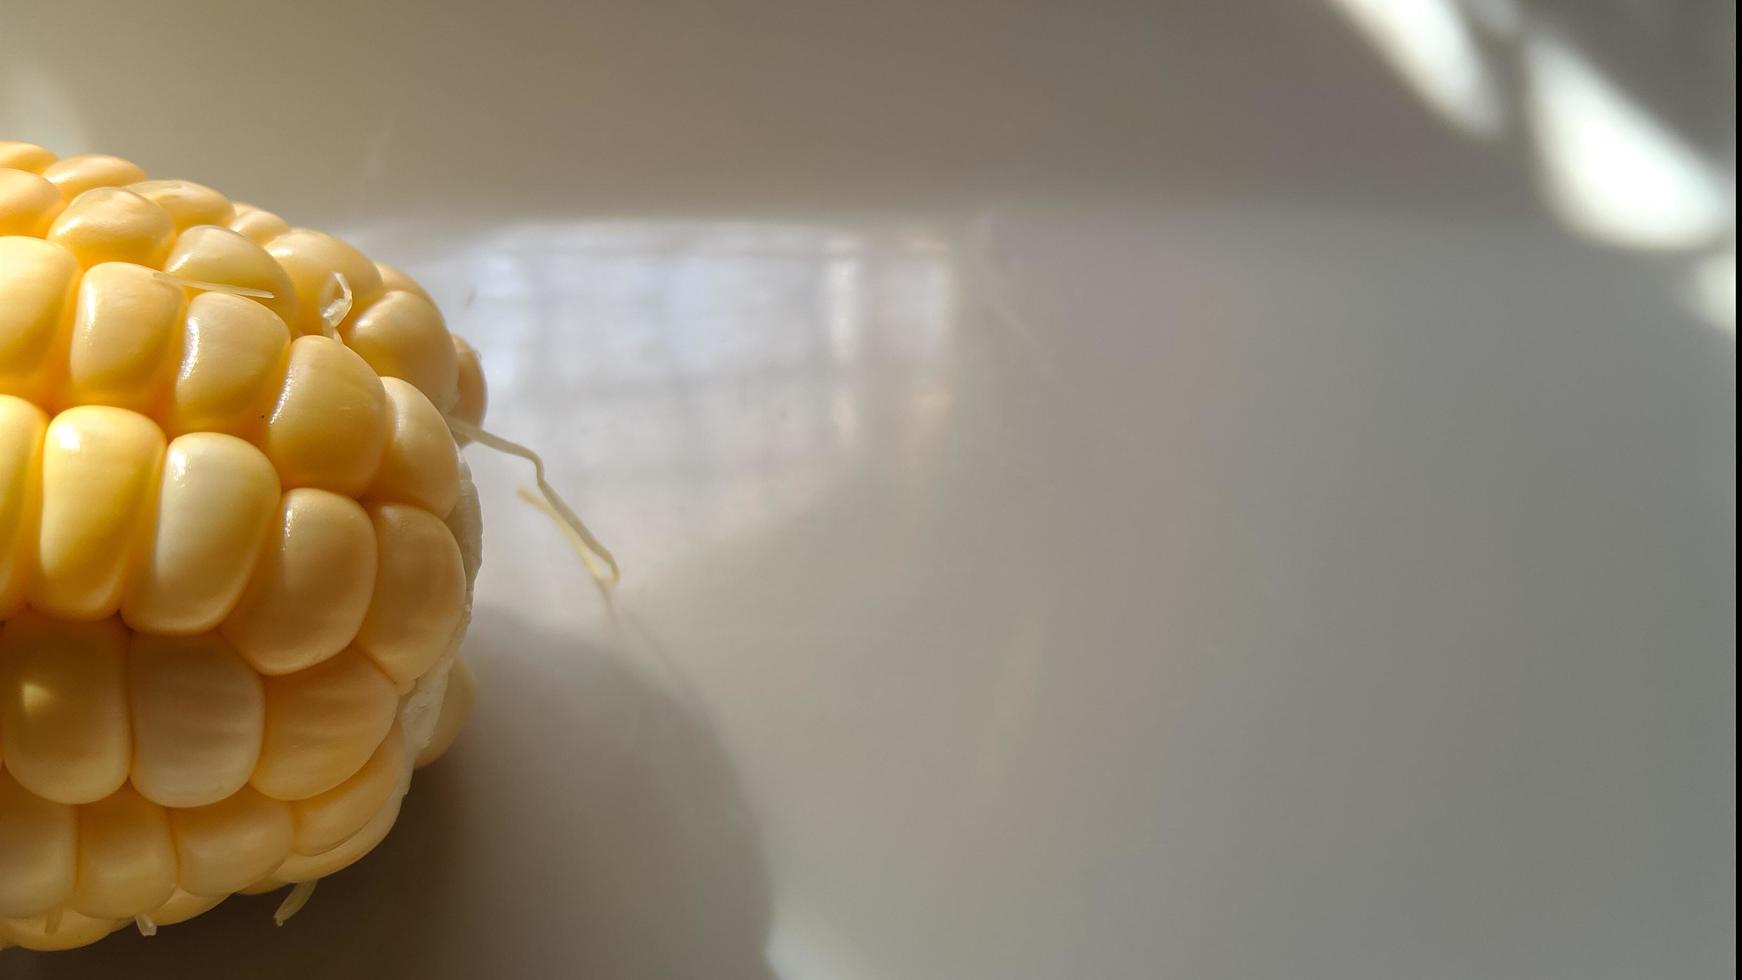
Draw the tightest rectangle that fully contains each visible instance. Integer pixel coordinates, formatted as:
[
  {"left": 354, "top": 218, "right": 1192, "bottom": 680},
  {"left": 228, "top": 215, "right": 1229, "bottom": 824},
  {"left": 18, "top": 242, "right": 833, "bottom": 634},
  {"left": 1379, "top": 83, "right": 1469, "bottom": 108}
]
[{"left": 2, "top": 1, "right": 1734, "bottom": 977}]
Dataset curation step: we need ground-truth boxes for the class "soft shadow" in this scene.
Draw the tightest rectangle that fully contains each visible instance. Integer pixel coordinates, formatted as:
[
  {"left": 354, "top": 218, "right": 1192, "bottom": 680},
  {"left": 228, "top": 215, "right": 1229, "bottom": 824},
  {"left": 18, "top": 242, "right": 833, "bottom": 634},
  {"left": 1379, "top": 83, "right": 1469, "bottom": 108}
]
[{"left": 6, "top": 608, "right": 773, "bottom": 979}]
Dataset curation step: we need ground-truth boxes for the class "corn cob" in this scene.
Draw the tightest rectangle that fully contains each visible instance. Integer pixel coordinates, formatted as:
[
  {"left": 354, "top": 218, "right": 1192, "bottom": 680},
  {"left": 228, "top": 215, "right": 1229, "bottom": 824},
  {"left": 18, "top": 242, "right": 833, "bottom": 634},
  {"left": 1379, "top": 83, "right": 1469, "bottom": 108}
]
[{"left": 0, "top": 142, "right": 488, "bottom": 951}]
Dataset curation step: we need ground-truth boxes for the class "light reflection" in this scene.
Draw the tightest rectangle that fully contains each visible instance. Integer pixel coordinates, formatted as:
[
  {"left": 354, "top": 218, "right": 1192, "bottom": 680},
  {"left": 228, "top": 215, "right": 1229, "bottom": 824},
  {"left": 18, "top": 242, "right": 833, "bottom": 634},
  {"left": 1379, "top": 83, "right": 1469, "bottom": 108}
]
[
  {"left": 421, "top": 220, "right": 957, "bottom": 565},
  {"left": 1329, "top": 0, "right": 1736, "bottom": 332},
  {"left": 825, "top": 257, "right": 864, "bottom": 366},
  {"left": 1523, "top": 35, "right": 1731, "bottom": 251},
  {"left": 1327, "top": 0, "right": 1505, "bottom": 138},
  {"left": 20, "top": 679, "right": 52, "bottom": 715},
  {"left": 1685, "top": 248, "right": 1736, "bottom": 332}
]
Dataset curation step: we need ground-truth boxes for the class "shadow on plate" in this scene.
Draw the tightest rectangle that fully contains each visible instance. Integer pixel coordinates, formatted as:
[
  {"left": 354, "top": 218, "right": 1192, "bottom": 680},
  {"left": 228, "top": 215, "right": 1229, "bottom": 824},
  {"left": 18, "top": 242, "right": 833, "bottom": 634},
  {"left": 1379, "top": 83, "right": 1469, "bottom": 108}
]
[{"left": 5, "top": 608, "right": 773, "bottom": 979}]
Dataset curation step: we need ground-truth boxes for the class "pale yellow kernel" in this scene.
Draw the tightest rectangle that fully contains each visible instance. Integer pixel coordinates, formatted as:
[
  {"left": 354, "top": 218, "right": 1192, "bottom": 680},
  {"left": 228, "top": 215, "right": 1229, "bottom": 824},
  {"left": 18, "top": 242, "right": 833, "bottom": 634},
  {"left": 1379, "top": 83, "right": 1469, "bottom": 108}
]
[
  {"left": 0, "top": 769, "right": 77, "bottom": 918},
  {"left": 28, "top": 406, "right": 165, "bottom": 620},
  {"left": 124, "top": 433, "right": 281, "bottom": 635},
  {"left": 0, "top": 237, "right": 79, "bottom": 403},
  {"left": 0, "top": 613, "right": 132, "bottom": 805},
  {"left": 71, "top": 786, "right": 177, "bottom": 920},
  {"left": 169, "top": 787, "right": 293, "bottom": 897},
  {"left": 46, "top": 187, "right": 175, "bottom": 269},
  {"left": 450, "top": 334, "right": 488, "bottom": 427},
  {"left": 64, "top": 261, "right": 184, "bottom": 414},
  {"left": 0, "top": 396, "right": 47, "bottom": 618},
  {"left": 228, "top": 203, "right": 291, "bottom": 245},
  {"left": 416, "top": 657, "right": 475, "bottom": 768},
  {"left": 375, "top": 261, "right": 434, "bottom": 305},
  {"left": 0, "top": 168, "right": 64, "bottom": 236},
  {"left": 341, "top": 290, "right": 459, "bottom": 411},
  {"left": 356, "top": 504, "right": 466, "bottom": 690},
  {"left": 0, "top": 142, "right": 56, "bottom": 173},
  {"left": 144, "top": 888, "right": 225, "bottom": 927},
  {"left": 222, "top": 488, "right": 377, "bottom": 675},
  {"left": 368, "top": 377, "right": 460, "bottom": 516},
  {"left": 128, "top": 179, "right": 234, "bottom": 230},
  {"left": 236, "top": 878, "right": 289, "bottom": 896},
  {"left": 0, "top": 907, "right": 123, "bottom": 951},
  {"left": 265, "top": 228, "right": 384, "bottom": 336},
  {"left": 252, "top": 649, "right": 397, "bottom": 801},
  {"left": 292, "top": 722, "right": 407, "bottom": 855},
  {"left": 167, "top": 291, "right": 292, "bottom": 439},
  {"left": 445, "top": 456, "right": 482, "bottom": 586},
  {"left": 126, "top": 632, "right": 265, "bottom": 808},
  {"left": 41, "top": 153, "right": 147, "bottom": 200},
  {"left": 162, "top": 224, "right": 299, "bottom": 327},
  {"left": 273, "top": 791, "right": 402, "bottom": 884},
  {"left": 262, "top": 335, "right": 388, "bottom": 495}
]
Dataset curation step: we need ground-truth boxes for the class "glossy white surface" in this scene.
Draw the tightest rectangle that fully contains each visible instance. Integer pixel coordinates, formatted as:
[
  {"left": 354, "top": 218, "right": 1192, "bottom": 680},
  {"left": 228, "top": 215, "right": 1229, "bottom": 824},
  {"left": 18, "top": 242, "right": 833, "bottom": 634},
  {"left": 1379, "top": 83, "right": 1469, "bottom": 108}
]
[{"left": 3, "top": 2, "right": 1734, "bottom": 977}]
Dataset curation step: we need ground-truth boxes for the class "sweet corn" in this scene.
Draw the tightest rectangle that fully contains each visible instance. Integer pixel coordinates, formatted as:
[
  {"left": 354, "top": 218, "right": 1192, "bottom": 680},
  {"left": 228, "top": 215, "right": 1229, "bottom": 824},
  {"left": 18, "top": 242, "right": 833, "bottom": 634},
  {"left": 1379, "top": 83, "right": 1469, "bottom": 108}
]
[{"left": 0, "top": 142, "right": 492, "bottom": 951}]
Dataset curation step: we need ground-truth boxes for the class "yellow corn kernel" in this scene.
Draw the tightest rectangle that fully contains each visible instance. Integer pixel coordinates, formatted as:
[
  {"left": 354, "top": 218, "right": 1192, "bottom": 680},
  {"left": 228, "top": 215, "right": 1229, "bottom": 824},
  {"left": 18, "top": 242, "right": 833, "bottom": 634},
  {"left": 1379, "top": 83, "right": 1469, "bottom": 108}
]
[
  {"left": 71, "top": 785, "right": 178, "bottom": 920},
  {"left": 0, "top": 769, "right": 77, "bottom": 918},
  {"left": 41, "top": 154, "right": 147, "bottom": 200},
  {"left": 222, "top": 488, "right": 377, "bottom": 675},
  {"left": 124, "top": 433, "right": 280, "bottom": 634},
  {"left": 29, "top": 405, "right": 165, "bottom": 620},
  {"left": 274, "top": 791, "right": 402, "bottom": 884},
  {"left": 0, "top": 907, "right": 122, "bottom": 952},
  {"left": 369, "top": 377, "right": 461, "bottom": 516},
  {"left": 291, "top": 722, "right": 407, "bottom": 855},
  {"left": 0, "top": 142, "right": 56, "bottom": 173},
  {"left": 46, "top": 187, "right": 176, "bottom": 269},
  {"left": 262, "top": 335, "right": 389, "bottom": 495},
  {"left": 356, "top": 504, "right": 466, "bottom": 690},
  {"left": 264, "top": 229, "right": 385, "bottom": 336},
  {"left": 227, "top": 202, "right": 290, "bottom": 245},
  {"left": 341, "top": 290, "right": 459, "bottom": 410},
  {"left": 0, "top": 613, "right": 132, "bottom": 805},
  {"left": 416, "top": 656, "right": 475, "bottom": 768},
  {"left": 146, "top": 888, "right": 226, "bottom": 927},
  {"left": 166, "top": 291, "right": 292, "bottom": 439},
  {"left": 161, "top": 224, "right": 300, "bottom": 328},
  {"left": 452, "top": 334, "right": 488, "bottom": 429},
  {"left": 375, "top": 262, "right": 434, "bottom": 305},
  {"left": 0, "top": 168, "right": 65, "bottom": 236},
  {"left": 169, "top": 788, "right": 293, "bottom": 897},
  {"left": 0, "top": 237, "right": 79, "bottom": 403},
  {"left": 0, "top": 396, "right": 47, "bottom": 617},
  {"left": 65, "top": 261, "right": 184, "bottom": 414},
  {"left": 252, "top": 648, "right": 397, "bottom": 801},
  {"left": 126, "top": 632, "right": 264, "bottom": 808},
  {"left": 127, "top": 179, "right": 234, "bottom": 230}
]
